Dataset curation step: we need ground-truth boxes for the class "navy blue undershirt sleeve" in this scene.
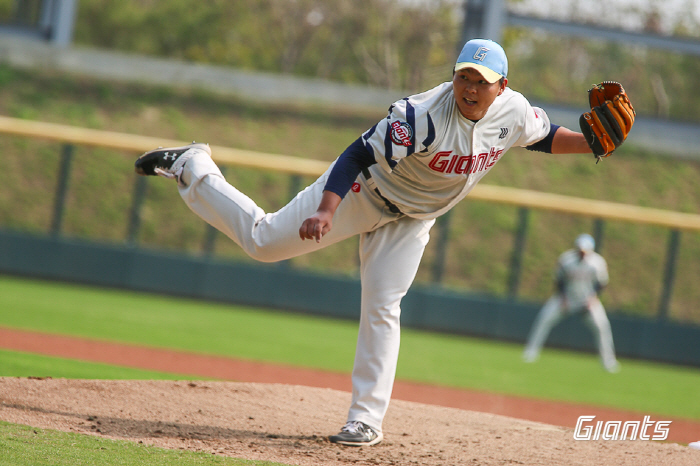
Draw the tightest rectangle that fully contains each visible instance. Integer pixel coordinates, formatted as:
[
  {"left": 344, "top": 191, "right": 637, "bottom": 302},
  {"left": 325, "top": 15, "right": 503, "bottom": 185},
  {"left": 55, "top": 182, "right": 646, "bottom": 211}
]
[
  {"left": 525, "top": 124, "right": 560, "bottom": 153},
  {"left": 323, "top": 137, "right": 377, "bottom": 199},
  {"left": 556, "top": 276, "right": 565, "bottom": 293},
  {"left": 594, "top": 280, "right": 606, "bottom": 294}
]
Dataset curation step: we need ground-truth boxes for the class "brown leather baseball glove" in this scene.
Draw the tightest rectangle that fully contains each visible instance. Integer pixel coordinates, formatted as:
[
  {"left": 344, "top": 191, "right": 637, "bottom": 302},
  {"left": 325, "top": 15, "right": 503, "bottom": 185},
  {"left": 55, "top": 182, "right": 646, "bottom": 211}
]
[{"left": 579, "top": 81, "right": 635, "bottom": 162}]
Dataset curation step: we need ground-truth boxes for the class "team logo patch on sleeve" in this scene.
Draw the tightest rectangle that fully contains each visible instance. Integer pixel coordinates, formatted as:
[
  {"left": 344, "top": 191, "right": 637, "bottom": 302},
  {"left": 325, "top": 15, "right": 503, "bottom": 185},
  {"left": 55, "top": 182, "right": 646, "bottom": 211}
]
[{"left": 389, "top": 120, "right": 413, "bottom": 147}]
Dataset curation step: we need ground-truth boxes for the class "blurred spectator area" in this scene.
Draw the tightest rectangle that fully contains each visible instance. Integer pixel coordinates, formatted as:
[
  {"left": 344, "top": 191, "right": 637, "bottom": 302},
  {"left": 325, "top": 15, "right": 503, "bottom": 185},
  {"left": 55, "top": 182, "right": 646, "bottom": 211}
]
[{"left": 0, "top": 0, "right": 76, "bottom": 45}]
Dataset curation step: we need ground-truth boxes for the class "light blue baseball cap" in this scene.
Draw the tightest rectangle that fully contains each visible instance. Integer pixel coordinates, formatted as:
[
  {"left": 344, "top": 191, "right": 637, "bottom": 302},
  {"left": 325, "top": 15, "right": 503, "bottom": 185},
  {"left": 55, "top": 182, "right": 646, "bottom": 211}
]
[
  {"left": 454, "top": 38, "right": 508, "bottom": 83},
  {"left": 575, "top": 233, "right": 595, "bottom": 252}
]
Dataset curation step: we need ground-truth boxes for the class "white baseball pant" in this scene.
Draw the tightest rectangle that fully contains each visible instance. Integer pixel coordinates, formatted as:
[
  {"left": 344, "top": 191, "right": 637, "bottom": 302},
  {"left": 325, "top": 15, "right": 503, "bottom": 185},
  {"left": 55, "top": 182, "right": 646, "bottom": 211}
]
[
  {"left": 523, "top": 295, "right": 618, "bottom": 371},
  {"left": 177, "top": 151, "right": 434, "bottom": 431}
]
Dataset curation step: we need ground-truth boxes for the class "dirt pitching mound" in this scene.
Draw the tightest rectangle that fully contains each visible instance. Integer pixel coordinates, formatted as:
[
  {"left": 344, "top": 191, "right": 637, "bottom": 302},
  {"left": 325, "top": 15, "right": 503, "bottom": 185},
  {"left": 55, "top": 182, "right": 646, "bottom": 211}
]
[{"left": 0, "top": 378, "right": 697, "bottom": 465}]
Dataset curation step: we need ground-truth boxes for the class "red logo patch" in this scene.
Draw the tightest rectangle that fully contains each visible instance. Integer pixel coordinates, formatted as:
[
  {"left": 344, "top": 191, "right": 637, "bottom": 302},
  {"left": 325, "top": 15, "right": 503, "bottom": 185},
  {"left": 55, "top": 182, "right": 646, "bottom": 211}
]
[
  {"left": 351, "top": 182, "right": 361, "bottom": 193},
  {"left": 390, "top": 120, "right": 413, "bottom": 147}
]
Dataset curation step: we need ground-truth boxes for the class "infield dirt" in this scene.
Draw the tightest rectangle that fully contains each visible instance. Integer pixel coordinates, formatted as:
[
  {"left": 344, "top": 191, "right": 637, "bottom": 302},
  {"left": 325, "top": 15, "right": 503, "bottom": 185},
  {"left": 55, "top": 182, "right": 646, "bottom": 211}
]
[{"left": 1, "top": 377, "right": 698, "bottom": 466}]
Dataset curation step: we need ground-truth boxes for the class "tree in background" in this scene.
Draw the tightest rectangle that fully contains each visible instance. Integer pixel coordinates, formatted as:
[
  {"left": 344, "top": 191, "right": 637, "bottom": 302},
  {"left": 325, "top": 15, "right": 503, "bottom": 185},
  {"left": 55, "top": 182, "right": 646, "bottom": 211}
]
[{"left": 75, "top": 0, "right": 461, "bottom": 91}]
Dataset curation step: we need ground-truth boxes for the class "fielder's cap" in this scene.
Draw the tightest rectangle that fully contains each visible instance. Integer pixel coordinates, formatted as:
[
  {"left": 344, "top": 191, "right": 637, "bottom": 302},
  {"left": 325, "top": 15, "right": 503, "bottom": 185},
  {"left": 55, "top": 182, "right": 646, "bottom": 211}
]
[
  {"left": 575, "top": 233, "right": 595, "bottom": 252},
  {"left": 454, "top": 38, "right": 508, "bottom": 84}
]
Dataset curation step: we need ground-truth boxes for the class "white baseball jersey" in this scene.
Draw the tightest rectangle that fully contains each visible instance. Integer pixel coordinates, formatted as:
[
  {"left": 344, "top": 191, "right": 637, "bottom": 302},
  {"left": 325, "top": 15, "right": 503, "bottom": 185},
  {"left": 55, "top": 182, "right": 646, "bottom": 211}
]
[
  {"left": 363, "top": 82, "right": 551, "bottom": 219},
  {"left": 556, "top": 249, "right": 609, "bottom": 310},
  {"left": 173, "top": 81, "right": 559, "bottom": 432}
]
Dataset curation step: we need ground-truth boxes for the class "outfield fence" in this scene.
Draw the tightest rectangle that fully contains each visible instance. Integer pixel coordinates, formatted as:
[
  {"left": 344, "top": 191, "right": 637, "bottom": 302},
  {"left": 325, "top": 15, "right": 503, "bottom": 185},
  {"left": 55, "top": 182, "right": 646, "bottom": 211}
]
[{"left": 1, "top": 115, "right": 699, "bottom": 322}]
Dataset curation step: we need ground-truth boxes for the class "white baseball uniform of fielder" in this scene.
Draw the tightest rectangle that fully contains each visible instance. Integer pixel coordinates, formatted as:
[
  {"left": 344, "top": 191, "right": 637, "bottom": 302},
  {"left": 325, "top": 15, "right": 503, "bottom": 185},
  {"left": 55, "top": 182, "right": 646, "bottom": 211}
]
[
  {"left": 176, "top": 81, "right": 551, "bottom": 431},
  {"left": 523, "top": 248, "right": 619, "bottom": 372}
]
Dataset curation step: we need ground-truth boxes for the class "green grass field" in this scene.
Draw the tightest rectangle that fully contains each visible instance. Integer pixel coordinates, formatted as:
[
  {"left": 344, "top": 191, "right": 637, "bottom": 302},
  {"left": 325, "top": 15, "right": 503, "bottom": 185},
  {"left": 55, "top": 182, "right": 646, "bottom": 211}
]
[
  {"left": 1, "top": 274, "right": 699, "bottom": 465},
  {"left": 0, "top": 421, "right": 287, "bottom": 466}
]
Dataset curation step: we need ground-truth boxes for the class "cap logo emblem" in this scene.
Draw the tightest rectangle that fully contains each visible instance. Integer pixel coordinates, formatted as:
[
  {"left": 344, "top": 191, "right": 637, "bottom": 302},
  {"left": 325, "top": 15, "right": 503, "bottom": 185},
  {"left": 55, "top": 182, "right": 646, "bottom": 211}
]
[{"left": 473, "top": 46, "right": 489, "bottom": 61}]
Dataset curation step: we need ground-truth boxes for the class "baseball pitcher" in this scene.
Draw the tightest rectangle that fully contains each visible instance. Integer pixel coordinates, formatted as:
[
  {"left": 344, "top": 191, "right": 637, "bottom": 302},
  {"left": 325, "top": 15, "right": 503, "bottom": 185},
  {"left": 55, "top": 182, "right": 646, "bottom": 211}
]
[{"left": 135, "top": 38, "right": 633, "bottom": 445}]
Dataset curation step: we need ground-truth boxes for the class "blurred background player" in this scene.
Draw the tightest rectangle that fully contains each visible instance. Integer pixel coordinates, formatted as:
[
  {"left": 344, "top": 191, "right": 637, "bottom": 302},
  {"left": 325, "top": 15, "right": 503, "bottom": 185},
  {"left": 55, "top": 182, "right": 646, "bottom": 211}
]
[{"left": 523, "top": 233, "right": 619, "bottom": 373}]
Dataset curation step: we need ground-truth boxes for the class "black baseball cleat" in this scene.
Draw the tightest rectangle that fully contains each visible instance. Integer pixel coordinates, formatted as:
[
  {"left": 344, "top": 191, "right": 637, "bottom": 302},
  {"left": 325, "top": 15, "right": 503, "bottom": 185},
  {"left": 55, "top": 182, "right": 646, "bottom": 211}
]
[
  {"left": 329, "top": 421, "right": 383, "bottom": 446},
  {"left": 134, "top": 142, "right": 211, "bottom": 179}
]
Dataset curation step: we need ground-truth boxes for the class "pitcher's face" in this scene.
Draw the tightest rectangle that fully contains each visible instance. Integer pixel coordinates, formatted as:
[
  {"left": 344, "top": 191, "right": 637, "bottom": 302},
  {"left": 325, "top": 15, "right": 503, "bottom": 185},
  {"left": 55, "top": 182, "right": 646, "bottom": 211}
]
[{"left": 452, "top": 68, "right": 506, "bottom": 121}]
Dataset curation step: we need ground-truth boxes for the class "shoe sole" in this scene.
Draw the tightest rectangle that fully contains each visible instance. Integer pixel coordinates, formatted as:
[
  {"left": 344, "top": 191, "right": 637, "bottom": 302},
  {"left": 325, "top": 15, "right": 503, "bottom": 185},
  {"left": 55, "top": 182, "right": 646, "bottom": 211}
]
[{"left": 135, "top": 143, "right": 211, "bottom": 176}]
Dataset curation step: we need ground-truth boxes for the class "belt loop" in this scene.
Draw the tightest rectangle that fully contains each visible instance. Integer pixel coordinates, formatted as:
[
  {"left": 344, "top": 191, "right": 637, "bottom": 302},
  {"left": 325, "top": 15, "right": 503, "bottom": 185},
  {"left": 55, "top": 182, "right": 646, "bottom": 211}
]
[
  {"left": 361, "top": 167, "right": 401, "bottom": 214},
  {"left": 374, "top": 188, "right": 402, "bottom": 214}
]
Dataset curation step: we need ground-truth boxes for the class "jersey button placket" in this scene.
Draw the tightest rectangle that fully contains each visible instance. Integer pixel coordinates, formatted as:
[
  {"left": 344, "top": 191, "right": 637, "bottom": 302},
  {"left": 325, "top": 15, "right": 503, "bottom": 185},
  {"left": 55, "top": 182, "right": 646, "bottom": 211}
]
[{"left": 470, "top": 125, "right": 479, "bottom": 177}]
